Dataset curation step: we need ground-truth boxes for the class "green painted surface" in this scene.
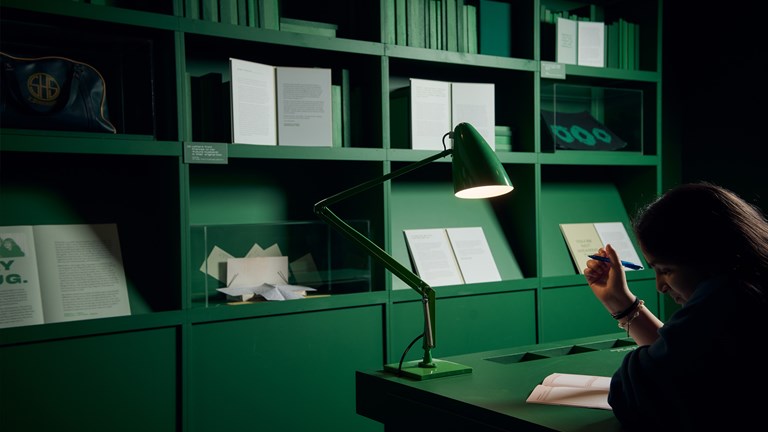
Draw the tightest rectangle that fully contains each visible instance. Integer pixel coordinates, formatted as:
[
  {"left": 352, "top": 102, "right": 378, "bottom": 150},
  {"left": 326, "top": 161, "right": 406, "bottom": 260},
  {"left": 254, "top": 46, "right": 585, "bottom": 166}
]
[
  {"left": 540, "top": 279, "right": 659, "bottom": 342},
  {"left": 389, "top": 176, "right": 524, "bottom": 291},
  {"left": 540, "top": 182, "right": 642, "bottom": 277},
  {"left": 0, "top": 328, "right": 178, "bottom": 432},
  {"left": 189, "top": 305, "right": 384, "bottom": 432},
  {"left": 390, "top": 290, "right": 537, "bottom": 363}
]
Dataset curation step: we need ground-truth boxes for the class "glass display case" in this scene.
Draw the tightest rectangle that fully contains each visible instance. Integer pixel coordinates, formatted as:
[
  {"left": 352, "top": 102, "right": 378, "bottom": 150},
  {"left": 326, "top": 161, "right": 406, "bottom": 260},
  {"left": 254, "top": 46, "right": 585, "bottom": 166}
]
[
  {"left": 541, "top": 83, "right": 643, "bottom": 152},
  {"left": 190, "top": 220, "right": 371, "bottom": 307}
]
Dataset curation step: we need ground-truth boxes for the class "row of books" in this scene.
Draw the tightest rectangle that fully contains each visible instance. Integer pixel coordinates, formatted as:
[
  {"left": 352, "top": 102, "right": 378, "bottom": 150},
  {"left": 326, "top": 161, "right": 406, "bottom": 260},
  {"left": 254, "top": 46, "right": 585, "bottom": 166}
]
[
  {"left": 183, "top": 0, "right": 338, "bottom": 37},
  {"left": 390, "top": 0, "right": 479, "bottom": 53},
  {"left": 542, "top": 6, "right": 641, "bottom": 70}
]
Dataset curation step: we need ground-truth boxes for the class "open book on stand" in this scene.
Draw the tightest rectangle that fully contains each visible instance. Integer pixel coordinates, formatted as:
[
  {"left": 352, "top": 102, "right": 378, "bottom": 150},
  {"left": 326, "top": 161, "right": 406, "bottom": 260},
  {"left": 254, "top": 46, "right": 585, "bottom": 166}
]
[
  {"left": 403, "top": 227, "right": 501, "bottom": 287},
  {"left": 560, "top": 222, "right": 643, "bottom": 274},
  {"left": 0, "top": 223, "right": 130, "bottom": 329}
]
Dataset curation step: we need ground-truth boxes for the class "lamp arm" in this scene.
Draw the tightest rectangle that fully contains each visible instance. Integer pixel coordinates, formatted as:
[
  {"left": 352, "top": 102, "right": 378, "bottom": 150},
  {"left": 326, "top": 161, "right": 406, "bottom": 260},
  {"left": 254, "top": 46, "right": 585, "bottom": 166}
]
[
  {"left": 313, "top": 148, "right": 451, "bottom": 298},
  {"left": 313, "top": 149, "right": 451, "bottom": 360}
]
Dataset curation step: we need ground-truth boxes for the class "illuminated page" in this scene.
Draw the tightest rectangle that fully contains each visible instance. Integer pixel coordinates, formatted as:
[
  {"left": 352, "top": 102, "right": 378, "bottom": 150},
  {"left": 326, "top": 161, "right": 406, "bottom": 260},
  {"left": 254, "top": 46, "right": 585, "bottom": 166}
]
[
  {"left": 451, "top": 82, "right": 495, "bottom": 150},
  {"left": 0, "top": 225, "right": 44, "bottom": 328},
  {"left": 593, "top": 222, "right": 643, "bottom": 271},
  {"left": 559, "top": 223, "right": 603, "bottom": 274},
  {"left": 276, "top": 66, "right": 332, "bottom": 146},
  {"left": 446, "top": 227, "right": 501, "bottom": 284},
  {"left": 34, "top": 223, "right": 130, "bottom": 324},
  {"left": 230, "top": 58, "right": 277, "bottom": 145},
  {"left": 409, "top": 78, "right": 452, "bottom": 150},
  {"left": 403, "top": 228, "right": 464, "bottom": 287}
]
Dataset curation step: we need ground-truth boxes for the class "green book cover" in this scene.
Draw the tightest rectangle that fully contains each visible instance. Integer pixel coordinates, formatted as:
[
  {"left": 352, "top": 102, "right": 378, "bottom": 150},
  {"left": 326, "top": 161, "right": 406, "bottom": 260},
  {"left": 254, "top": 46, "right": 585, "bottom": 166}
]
[
  {"left": 466, "top": 3, "right": 477, "bottom": 54},
  {"left": 389, "top": 87, "right": 410, "bottom": 149},
  {"left": 396, "top": 0, "right": 407, "bottom": 45},
  {"left": 280, "top": 18, "right": 337, "bottom": 37},
  {"left": 428, "top": 0, "right": 439, "bottom": 49},
  {"left": 259, "top": 0, "right": 279, "bottom": 30},
  {"left": 220, "top": 0, "right": 238, "bottom": 25},
  {"left": 407, "top": 0, "right": 426, "bottom": 48},
  {"left": 332, "top": 85, "right": 342, "bottom": 147},
  {"left": 341, "top": 69, "right": 351, "bottom": 147},
  {"left": 184, "top": 0, "right": 200, "bottom": 19},
  {"left": 237, "top": 0, "right": 248, "bottom": 26},
  {"left": 479, "top": 0, "right": 511, "bottom": 57},
  {"left": 385, "top": 0, "right": 396, "bottom": 44},
  {"left": 456, "top": 0, "right": 466, "bottom": 52},
  {"left": 444, "top": 0, "right": 457, "bottom": 51},
  {"left": 247, "top": 0, "right": 258, "bottom": 27},
  {"left": 201, "top": 0, "right": 218, "bottom": 22}
]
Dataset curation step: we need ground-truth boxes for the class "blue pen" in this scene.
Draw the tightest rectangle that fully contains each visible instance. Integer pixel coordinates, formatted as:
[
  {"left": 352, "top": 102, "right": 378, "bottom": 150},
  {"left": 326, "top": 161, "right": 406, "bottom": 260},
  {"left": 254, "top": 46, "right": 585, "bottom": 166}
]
[{"left": 587, "top": 255, "right": 644, "bottom": 270}]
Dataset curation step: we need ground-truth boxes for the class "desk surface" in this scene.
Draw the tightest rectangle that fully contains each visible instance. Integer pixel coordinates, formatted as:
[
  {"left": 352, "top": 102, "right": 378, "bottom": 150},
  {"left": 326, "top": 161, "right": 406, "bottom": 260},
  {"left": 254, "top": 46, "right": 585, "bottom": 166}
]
[{"left": 356, "top": 333, "right": 635, "bottom": 432}]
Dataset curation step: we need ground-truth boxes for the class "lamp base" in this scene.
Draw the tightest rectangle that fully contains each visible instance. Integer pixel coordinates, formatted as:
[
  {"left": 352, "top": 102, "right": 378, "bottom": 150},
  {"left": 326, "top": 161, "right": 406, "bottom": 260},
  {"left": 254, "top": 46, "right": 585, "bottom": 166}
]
[{"left": 383, "top": 359, "right": 472, "bottom": 380}]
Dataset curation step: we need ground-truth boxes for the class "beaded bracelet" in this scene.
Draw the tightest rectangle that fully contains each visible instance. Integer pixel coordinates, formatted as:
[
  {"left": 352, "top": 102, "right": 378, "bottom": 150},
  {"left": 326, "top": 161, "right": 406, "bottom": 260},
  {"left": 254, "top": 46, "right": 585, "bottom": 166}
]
[
  {"left": 618, "top": 300, "right": 645, "bottom": 336},
  {"left": 611, "top": 296, "right": 639, "bottom": 320}
]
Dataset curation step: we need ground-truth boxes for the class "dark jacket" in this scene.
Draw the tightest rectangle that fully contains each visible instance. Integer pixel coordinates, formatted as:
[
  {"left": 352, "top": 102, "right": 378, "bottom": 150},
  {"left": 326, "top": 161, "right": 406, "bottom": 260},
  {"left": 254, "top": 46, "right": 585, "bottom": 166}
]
[{"left": 608, "top": 276, "right": 766, "bottom": 431}]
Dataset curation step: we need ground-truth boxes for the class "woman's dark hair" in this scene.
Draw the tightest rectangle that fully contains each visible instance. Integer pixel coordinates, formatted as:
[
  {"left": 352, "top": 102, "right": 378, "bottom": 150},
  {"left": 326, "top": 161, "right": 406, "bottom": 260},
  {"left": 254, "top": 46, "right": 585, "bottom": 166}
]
[{"left": 633, "top": 182, "right": 768, "bottom": 298}]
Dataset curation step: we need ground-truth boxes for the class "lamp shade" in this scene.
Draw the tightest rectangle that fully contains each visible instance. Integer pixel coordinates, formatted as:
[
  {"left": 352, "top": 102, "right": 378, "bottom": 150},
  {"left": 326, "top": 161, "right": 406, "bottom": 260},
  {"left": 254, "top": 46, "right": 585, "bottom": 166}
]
[{"left": 451, "top": 123, "right": 514, "bottom": 199}]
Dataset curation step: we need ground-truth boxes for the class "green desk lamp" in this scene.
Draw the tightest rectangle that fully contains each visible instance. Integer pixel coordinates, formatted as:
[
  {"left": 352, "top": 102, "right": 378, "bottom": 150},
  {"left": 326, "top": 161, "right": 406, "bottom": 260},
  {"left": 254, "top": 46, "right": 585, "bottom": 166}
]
[{"left": 314, "top": 122, "right": 513, "bottom": 380}]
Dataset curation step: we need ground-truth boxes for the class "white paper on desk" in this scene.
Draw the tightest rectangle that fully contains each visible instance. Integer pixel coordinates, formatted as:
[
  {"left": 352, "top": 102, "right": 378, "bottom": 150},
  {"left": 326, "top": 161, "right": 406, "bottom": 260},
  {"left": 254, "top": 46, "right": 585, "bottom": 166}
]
[{"left": 226, "top": 256, "right": 288, "bottom": 288}]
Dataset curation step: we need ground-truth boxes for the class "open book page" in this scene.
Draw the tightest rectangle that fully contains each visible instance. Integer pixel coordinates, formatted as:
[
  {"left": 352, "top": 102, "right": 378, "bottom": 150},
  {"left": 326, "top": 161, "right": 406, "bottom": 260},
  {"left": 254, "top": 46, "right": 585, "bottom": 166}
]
[
  {"left": 527, "top": 373, "right": 612, "bottom": 410},
  {"left": 230, "top": 58, "right": 276, "bottom": 145},
  {"left": 409, "top": 78, "right": 451, "bottom": 150},
  {"left": 276, "top": 66, "right": 332, "bottom": 147},
  {"left": 445, "top": 227, "right": 501, "bottom": 284},
  {"left": 559, "top": 223, "right": 602, "bottom": 274},
  {"left": 0, "top": 225, "right": 44, "bottom": 328},
  {"left": 556, "top": 17, "right": 578, "bottom": 65},
  {"left": 403, "top": 228, "right": 464, "bottom": 287},
  {"left": 593, "top": 222, "right": 643, "bottom": 271},
  {"left": 34, "top": 223, "right": 130, "bottom": 324},
  {"left": 451, "top": 82, "right": 495, "bottom": 150},
  {"left": 577, "top": 21, "right": 605, "bottom": 67}
]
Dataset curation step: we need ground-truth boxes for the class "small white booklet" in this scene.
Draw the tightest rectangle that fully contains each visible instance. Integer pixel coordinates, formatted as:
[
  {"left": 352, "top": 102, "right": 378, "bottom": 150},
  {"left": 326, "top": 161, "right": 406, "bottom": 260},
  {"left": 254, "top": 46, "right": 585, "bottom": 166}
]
[
  {"left": 526, "top": 372, "right": 612, "bottom": 410},
  {"left": 403, "top": 227, "right": 501, "bottom": 287}
]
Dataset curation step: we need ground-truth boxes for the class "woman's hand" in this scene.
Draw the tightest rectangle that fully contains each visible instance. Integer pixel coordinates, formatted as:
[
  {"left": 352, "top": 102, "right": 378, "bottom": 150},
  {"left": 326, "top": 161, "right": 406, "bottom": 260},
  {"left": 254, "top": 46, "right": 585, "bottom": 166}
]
[{"left": 584, "top": 243, "right": 635, "bottom": 315}]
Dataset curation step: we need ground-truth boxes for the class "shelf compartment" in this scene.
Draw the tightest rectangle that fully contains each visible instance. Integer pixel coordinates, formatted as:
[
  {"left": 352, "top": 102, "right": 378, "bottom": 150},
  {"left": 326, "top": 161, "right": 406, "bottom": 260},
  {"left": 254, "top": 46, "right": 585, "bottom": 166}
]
[
  {"left": 190, "top": 220, "right": 373, "bottom": 308},
  {"left": 541, "top": 83, "right": 644, "bottom": 153},
  {"left": 0, "top": 8, "right": 177, "bottom": 139}
]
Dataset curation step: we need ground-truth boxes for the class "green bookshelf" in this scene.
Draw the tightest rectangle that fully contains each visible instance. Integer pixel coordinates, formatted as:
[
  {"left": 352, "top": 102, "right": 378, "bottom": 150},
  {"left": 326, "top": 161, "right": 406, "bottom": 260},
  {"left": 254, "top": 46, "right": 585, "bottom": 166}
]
[{"left": 0, "top": 1, "right": 665, "bottom": 431}]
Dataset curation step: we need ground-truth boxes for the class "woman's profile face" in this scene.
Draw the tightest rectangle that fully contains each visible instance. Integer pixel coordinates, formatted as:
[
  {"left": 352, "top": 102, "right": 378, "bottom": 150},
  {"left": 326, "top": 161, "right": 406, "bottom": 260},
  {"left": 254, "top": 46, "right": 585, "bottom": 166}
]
[{"left": 642, "top": 250, "right": 706, "bottom": 304}]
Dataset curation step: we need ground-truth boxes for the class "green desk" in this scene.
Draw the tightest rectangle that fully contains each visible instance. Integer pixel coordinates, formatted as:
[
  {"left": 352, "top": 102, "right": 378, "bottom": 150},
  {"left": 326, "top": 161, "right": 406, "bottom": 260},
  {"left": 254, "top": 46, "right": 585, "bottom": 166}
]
[{"left": 356, "top": 333, "right": 635, "bottom": 432}]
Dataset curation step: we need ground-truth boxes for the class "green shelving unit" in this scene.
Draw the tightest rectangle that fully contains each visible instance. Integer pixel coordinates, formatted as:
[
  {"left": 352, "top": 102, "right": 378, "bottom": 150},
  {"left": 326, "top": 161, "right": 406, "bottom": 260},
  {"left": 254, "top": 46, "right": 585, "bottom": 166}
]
[{"left": 0, "top": 1, "right": 666, "bottom": 431}]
